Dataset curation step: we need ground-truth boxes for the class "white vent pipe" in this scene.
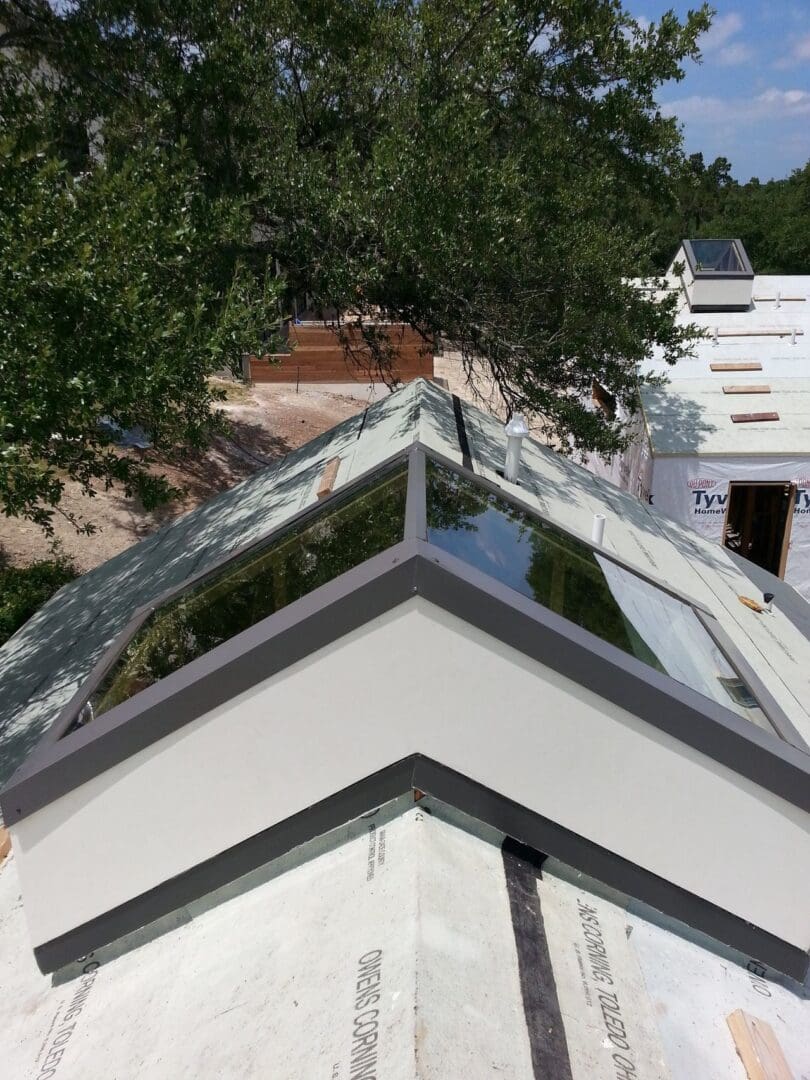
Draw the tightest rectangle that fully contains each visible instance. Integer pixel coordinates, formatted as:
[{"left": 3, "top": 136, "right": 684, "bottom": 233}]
[
  {"left": 503, "top": 415, "right": 529, "bottom": 483},
  {"left": 775, "top": 289, "right": 781, "bottom": 309},
  {"left": 712, "top": 326, "right": 719, "bottom": 347},
  {"left": 591, "top": 514, "right": 606, "bottom": 546},
  {"left": 791, "top": 328, "right": 797, "bottom": 346}
]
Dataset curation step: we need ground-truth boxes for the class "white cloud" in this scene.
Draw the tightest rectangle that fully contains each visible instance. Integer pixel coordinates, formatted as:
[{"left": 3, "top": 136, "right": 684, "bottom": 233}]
[
  {"left": 701, "top": 12, "right": 744, "bottom": 52},
  {"left": 716, "top": 41, "right": 754, "bottom": 66},
  {"left": 662, "top": 87, "right": 810, "bottom": 124},
  {"left": 774, "top": 32, "right": 810, "bottom": 68}
]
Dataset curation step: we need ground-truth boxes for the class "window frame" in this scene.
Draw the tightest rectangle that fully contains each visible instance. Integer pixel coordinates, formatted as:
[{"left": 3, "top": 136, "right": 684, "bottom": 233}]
[
  {"left": 46, "top": 447, "right": 416, "bottom": 747},
  {"left": 48, "top": 442, "right": 807, "bottom": 754}
]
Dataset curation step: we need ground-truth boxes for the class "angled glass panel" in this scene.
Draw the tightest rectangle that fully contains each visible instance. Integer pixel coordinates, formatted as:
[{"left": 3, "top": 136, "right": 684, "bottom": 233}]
[
  {"left": 426, "top": 461, "right": 767, "bottom": 727},
  {"left": 689, "top": 239, "right": 743, "bottom": 273},
  {"left": 82, "top": 466, "right": 408, "bottom": 722}
]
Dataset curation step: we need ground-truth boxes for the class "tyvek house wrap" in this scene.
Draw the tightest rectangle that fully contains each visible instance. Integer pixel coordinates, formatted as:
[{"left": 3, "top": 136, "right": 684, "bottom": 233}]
[
  {"left": 650, "top": 454, "right": 810, "bottom": 599},
  {"left": 2, "top": 805, "right": 808, "bottom": 1080}
]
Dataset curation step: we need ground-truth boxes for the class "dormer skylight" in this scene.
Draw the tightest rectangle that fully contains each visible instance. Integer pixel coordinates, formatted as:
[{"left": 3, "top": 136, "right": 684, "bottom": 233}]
[
  {"left": 671, "top": 238, "right": 754, "bottom": 312},
  {"left": 54, "top": 446, "right": 797, "bottom": 753}
]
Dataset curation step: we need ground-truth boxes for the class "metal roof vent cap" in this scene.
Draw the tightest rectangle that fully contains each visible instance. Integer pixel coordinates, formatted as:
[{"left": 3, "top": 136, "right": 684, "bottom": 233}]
[{"left": 503, "top": 414, "right": 529, "bottom": 483}]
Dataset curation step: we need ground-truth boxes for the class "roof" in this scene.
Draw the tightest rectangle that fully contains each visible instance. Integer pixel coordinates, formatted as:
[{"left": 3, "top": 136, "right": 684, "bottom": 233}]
[
  {"left": 640, "top": 378, "right": 810, "bottom": 455},
  {"left": 3, "top": 376, "right": 810, "bottom": 799},
  {"left": 2, "top": 800, "right": 808, "bottom": 1078},
  {"left": 4, "top": 382, "right": 810, "bottom": 993},
  {"left": 2, "top": 378, "right": 810, "bottom": 1050},
  {"left": 641, "top": 274, "right": 810, "bottom": 457}
]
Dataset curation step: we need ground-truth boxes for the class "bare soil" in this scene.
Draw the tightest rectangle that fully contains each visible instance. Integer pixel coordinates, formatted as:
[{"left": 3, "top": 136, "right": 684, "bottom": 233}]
[{"left": 0, "top": 383, "right": 366, "bottom": 573}]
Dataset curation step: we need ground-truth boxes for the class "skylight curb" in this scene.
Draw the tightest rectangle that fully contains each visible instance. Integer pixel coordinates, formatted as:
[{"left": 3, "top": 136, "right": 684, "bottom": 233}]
[{"left": 3, "top": 541, "right": 810, "bottom": 827}]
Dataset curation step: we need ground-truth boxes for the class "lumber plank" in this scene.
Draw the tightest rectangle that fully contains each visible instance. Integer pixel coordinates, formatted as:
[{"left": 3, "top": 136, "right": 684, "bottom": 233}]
[
  {"left": 730, "top": 412, "right": 780, "bottom": 423},
  {"left": 726, "top": 1009, "right": 794, "bottom": 1080},
  {"left": 710, "top": 363, "right": 762, "bottom": 372},
  {"left": 722, "top": 385, "right": 771, "bottom": 394},
  {"left": 0, "top": 826, "right": 11, "bottom": 865},
  {"left": 316, "top": 457, "right": 341, "bottom": 499}
]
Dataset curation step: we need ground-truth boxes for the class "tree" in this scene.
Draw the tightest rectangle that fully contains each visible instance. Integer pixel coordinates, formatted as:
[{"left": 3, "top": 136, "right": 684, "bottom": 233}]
[
  {"left": 698, "top": 162, "right": 810, "bottom": 275},
  {"left": 1, "top": 0, "right": 711, "bottom": 513},
  {"left": 0, "top": 55, "right": 282, "bottom": 530}
]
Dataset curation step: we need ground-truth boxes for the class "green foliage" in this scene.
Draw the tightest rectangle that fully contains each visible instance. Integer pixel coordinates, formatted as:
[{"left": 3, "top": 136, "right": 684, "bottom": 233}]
[
  {"left": 0, "top": 67, "right": 283, "bottom": 531},
  {"left": 1, "top": 0, "right": 712, "bottom": 493},
  {"left": 644, "top": 153, "right": 810, "bottom": 274},
  {"left": 0, "top": 554, "right": 77, "bottom": 645},
  {"left": 697, "top": 163, "right": 810, "bottom": 275}
]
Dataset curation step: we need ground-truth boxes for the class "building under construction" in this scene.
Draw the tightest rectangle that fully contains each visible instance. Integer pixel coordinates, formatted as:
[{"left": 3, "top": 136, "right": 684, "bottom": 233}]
[{"left": 0, "top": 380, "right": 808, "bottom": 1077}]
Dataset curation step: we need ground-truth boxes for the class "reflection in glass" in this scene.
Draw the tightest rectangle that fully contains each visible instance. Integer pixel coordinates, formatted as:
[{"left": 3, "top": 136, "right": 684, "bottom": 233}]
[
  {"left": 426, "top": 462, "right": 766, "bottom": 726},
  {"left": 690, "top": 239, "right": 744, "bottom": 273},
  {"left": 84, "top": 467, "right": 408, "bottom": 721}
]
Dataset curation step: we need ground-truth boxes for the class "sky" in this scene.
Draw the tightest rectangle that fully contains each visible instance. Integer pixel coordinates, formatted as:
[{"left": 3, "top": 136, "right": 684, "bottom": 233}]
[{"left": 641, "top": 1, "right": 810, "bottom": 181}]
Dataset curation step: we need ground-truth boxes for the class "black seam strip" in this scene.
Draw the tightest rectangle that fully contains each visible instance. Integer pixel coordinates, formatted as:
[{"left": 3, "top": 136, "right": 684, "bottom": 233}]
[
  {"left": 502, "top": 839, "right": 573, "bottom": 1080},
  {"left": 452, "top": 394, "right": 474, "bottom": 472}
]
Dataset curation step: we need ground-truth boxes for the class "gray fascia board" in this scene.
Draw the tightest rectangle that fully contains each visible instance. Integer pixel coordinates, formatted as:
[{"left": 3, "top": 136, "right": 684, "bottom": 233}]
[
  {"left": 413, "top": 543, "right": 810, "bottom": 810},
  {"left": 4, "top": 542, "right": 810, "bottom": 825},
  {"left": 22, "top": 449, "right": 416, "bottom": 757},
  {"left": 409, "top": 758, "right": 808, "bottom": 984},
  {"left": 32, "top": 754, "right": 810, "bottom": 983}
]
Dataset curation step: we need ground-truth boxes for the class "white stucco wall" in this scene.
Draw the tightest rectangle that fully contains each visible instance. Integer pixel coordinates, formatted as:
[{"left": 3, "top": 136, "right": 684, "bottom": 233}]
[{"left": 11, "top": 599, "right": 810, "bottom": 953}]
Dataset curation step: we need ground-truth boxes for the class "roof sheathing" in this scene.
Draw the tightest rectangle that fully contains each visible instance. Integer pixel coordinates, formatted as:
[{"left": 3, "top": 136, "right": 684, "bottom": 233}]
[
  {"left": 2, "top": 379, "right": 810, "bottom": 810},
  {"left": 2, "top": 805, "right": 808, "bottom": 1078},
  {"left": 641, "top": 273, "right": 810, "bottom": 456}
]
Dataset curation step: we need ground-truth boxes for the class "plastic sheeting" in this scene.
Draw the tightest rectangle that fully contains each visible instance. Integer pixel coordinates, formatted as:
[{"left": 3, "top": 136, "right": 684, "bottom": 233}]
[{"left": 650, "top": 456, "right": 810, "bottom": 600}]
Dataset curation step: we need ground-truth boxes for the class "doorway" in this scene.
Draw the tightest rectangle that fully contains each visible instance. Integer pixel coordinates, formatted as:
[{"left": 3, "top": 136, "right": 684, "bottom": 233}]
[{"left": 722, "top": 482, "right": 795, "bottom": 578}]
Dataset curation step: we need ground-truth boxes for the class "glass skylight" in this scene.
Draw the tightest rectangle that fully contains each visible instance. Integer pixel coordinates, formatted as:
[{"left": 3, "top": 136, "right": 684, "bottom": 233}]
[
  {"left": 83, "top": 466, "right": 408, "bottom": 721},
  {"left": 426, "top": 461, "right": 767, "bottom": 726},
  {"left": 689, "top": 239, "right": 744, "bottom": 273}
]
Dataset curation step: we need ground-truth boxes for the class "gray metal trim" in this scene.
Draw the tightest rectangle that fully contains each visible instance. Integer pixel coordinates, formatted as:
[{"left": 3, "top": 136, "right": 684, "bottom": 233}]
[
  {"left": 409, "top": 758, "right": 808, "bottom": 984},
  {"left": 5, "top": 545, "right": 810, "bottom": 826},
  {"left": 33, "top": 757, "right": 417, "bottom": 974},
  {"left": 413, "top": 544, "right": 810, "bottom": 809},
  {"left": 39, "top": 449, "right": 415, "bottom": 752},
  {"left": 405, "top": 446, "right": 427, "bottom": 540},
  {"left": 694, "top": 609, "right": 809, "bottom": 751},
  {"left": 682, "top": 238, "right": 754, "bottom": 280},
  {"left": 31, "top": 754, "right": 809, "bottom": 983},
  {"left": 423, "top": 446, "right": 801, "bottom": 739},
  {"left": 34, "top": 436, "right": 767, "bottom": 764}
]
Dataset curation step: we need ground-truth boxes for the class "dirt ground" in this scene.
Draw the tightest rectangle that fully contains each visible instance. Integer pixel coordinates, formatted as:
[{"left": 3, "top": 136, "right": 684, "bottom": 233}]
[
  {"left": 0, "top": 362, "right": 533, "bottom": 576},
  {"left": 0, "top": 382, "right": 367, "bottom": 573}
]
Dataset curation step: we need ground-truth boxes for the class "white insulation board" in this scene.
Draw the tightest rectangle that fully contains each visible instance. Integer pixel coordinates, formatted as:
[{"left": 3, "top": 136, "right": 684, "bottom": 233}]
[{"left": 2, "top": 805, "right": 809, "bottom": 1079}]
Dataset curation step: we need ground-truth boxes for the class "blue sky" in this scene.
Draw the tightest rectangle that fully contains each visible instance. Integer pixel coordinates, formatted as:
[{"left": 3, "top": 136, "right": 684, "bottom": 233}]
[{"left": 641, "top": 1, "right": 810, "bottom": 181}]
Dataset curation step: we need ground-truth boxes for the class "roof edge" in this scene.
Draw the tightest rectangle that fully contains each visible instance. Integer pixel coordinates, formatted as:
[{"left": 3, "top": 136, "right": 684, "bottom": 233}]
[
  {"left": 31, "top": 754, "right": 809, "bottom": 984},
  {"left": 4, "top": 541, "right": 810, "bottom": 826}
]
